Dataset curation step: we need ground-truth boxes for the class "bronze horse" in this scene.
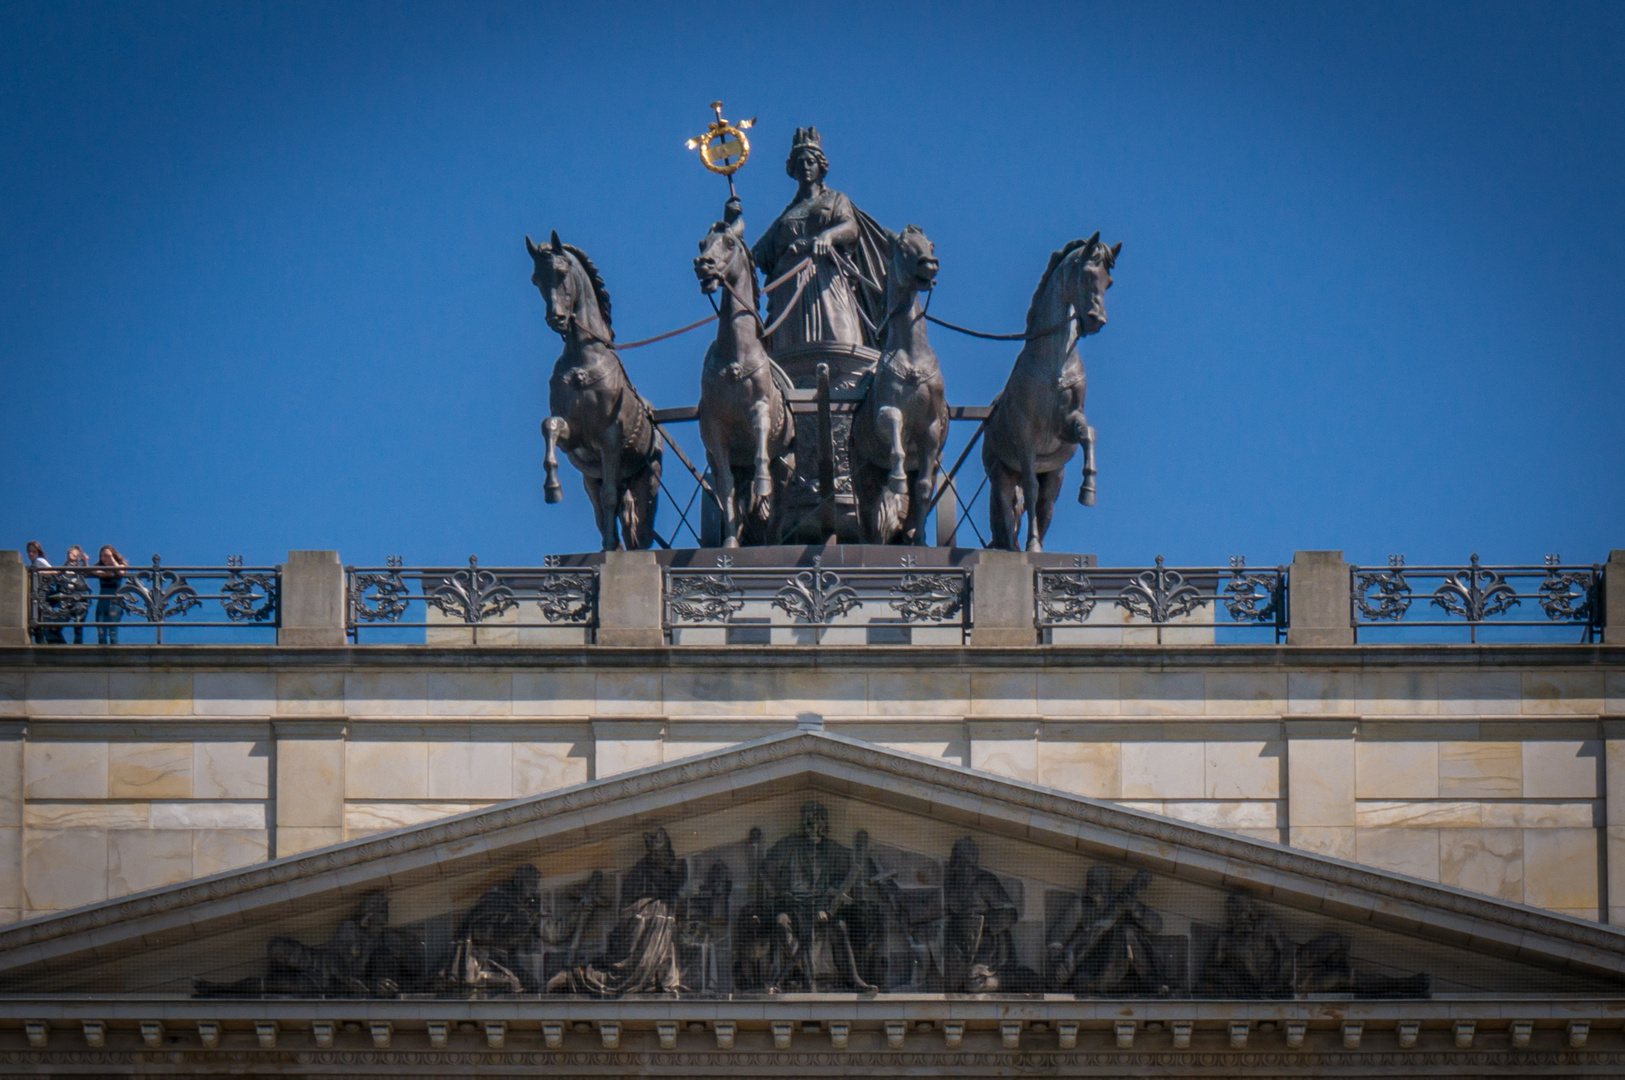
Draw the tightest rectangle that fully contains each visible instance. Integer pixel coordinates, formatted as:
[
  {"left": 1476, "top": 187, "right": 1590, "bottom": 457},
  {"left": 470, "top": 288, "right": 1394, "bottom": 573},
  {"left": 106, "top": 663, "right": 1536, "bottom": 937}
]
[
  {"left": 692, "top": 205, "right": 796, "bottom": 548},
  {"left": 981, "top": 233, "right": 1120, "bottom": 552},
  {"left": 527, "top": 232, "right": 662, "bottom": 551},
  {"left": 850, "top": 225, "right": 945, "bottom": 545}
]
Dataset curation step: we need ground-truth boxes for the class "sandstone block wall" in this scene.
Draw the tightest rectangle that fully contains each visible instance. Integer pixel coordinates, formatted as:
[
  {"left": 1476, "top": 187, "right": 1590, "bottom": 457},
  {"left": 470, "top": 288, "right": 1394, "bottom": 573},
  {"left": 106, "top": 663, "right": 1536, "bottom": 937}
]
[{"left": 0, "top": 657, "right": 1620, "bottom": 923}]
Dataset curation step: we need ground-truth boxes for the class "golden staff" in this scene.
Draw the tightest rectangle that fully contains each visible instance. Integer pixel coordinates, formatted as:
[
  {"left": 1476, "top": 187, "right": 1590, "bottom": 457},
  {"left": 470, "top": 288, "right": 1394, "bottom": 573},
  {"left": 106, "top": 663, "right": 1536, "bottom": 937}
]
[{"left": 684, "top": 100, "right": 755, "bottom": 198}]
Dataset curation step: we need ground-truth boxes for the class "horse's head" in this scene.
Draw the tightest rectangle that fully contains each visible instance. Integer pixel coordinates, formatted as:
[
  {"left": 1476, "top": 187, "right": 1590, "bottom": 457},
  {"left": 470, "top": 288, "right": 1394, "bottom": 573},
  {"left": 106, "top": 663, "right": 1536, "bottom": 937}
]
[
  {"left": 527, "top": 231, "right": 580, "bottom": 335},
  {"left": 527, "top": 231, "right": 612, "bottom": 340},
  {"left": 694, "top": 211, "right": 751, "bottom": 298},
  {"left": 1060, "top": 232, "right": 1121, "bottom": 336},
  {"left": 891, "top": 224, "right": 939, "bottom": 293}
]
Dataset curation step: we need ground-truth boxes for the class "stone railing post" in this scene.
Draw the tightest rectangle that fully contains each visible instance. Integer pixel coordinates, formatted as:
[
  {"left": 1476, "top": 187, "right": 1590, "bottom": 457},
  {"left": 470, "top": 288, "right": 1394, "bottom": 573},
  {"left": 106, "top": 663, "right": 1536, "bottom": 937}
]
[
  {"left": 1285, "top": 550, "right": 1354, "bottom": 646},
  {"left": 970, "top": 551, "right": 1036, "bottom": 647},
  {"left": 277, "top": 550, "right": 346, "bottom": 647},
  {"left": 1605, "top": 550, "right": 1625, "bottom": 646},
  {"left": 0, "top": 551, "right": 27, "bottom": 646},
  {"left": 596, "top": 551, "right": 663, "bottom": 647}
]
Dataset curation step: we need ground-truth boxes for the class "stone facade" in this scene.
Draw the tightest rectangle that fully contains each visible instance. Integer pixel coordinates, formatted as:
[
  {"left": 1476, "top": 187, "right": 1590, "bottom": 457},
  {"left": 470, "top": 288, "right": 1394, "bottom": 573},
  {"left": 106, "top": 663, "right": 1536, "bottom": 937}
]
[{"left": 1, "top": 647, "right": 1620, "bottom": 925}]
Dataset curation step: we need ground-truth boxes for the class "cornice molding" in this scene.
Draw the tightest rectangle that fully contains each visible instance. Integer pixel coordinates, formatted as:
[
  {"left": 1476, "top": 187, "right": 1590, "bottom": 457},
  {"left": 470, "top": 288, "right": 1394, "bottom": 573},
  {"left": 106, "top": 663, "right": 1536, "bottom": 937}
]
[{"left": 2, "top": 643, "right": 1621, "bottom": 672}]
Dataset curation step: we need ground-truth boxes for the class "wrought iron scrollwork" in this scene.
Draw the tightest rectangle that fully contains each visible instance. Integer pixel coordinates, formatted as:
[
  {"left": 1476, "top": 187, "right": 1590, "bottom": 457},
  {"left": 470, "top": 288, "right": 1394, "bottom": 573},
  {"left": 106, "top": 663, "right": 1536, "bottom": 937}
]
[
  {"left": 117, "top": 556, "right": 202, "bottom": 622},
  {"left": 1354, "top": 555, "right": 1411, "bottom": 621},
  {"left": 32, "top": 570, "right": 91, "bottom": 623},
  {"left": 1116, "top": 555, "right": 1205, "bottom": 623},
  {"left": 1537, "top": 554, "right": 1599, "bottom": 624},
  {"left": 668, "top": 558, "right": 745, "bottom": 623},
  {"left": 1223, "top": 556, "right": 1282, "bottom": 624},
  {"left": 534, "top": 573, "right": 596, "bottom": 623},
  {"left": 427, "top": 557, "right": 517, "bottom": 623},
  {"left": 352, "top": 572, "right": 410, "bottom": 622},
  {"left": 1037, "top": 571, "right": 1097, "bottom": 623},
  {"left": 1431, "top": 553, "right": 1518, "bottom": 621},
  {"left": 773, "top": 558, "right": 862, "bottom": 624},
  {"left": 888, "top": 564, "right": 965, "bottom": 623},
  {"left": 221, "top": 571, "right": 278, "bottom": 623}
]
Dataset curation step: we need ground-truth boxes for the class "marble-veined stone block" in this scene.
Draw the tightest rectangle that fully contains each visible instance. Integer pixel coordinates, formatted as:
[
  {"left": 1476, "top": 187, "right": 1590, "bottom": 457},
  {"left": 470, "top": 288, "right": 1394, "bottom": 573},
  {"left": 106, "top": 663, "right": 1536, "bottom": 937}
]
[
  {"left": 108, "top": 742, "right": 192, "bottom": 799},
  {"left": 24, "top": 742, "right": 108, "bottom": 799},
  {"left": 1121, "top": 741, "right": 1204, "bottom": 799},
  {"left": 1438, "top": 742, "right": 1522, "bottom": 797},
  {"left": 1355, "top": 741, "right": 1439, "bottom": 799},
  {"left": 1439, "top": 827, "right": 1523, "bottom": 902}
]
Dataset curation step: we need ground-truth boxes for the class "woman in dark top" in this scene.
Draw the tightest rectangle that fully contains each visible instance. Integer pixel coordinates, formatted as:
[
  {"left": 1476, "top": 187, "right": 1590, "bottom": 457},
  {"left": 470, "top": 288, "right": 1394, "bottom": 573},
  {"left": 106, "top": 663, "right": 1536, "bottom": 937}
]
[
  {"left": 92, "top": 545, "right": 126, "bottom": 645},
  {"left": 63, "top": 545, "right": 89, "bottom": 644}
]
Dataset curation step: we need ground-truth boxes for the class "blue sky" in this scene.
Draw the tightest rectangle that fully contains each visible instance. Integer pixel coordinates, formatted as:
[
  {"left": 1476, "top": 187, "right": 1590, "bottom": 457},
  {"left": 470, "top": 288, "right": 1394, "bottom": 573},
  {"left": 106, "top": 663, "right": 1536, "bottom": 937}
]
[{"left": 2, "top": 1, "right": 1621, "bottom": 570}]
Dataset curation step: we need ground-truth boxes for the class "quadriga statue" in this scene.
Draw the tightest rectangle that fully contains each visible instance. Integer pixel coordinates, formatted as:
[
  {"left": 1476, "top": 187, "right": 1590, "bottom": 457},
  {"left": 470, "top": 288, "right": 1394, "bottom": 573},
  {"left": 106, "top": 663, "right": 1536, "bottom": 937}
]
[
  {"left": 849, "top": 224, "right": 947, "bottom": 545},
  {"left": 981, "top": 233, "right": 1120, "bottom": 551},
  {"left": 527, "top": 232, "right": 663, "bottom": 551}
]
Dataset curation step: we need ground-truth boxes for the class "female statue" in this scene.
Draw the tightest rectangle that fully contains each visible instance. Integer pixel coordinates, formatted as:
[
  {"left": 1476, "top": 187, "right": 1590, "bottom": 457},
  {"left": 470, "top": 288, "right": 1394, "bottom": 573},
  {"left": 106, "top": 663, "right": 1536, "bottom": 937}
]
[{"left": 750, "top": 127, "right": 890, "bottom": 356}]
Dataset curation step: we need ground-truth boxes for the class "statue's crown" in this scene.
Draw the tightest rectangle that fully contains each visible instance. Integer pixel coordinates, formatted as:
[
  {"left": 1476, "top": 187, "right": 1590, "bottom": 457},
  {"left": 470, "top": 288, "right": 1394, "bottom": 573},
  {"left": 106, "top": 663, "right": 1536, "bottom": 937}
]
[{"left": 791, "top": 126, "right": 822, "bottom": 152}]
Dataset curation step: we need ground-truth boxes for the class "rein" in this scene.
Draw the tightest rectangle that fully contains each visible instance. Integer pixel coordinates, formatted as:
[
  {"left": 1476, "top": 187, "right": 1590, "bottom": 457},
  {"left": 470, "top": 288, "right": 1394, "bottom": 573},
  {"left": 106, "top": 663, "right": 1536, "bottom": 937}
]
[{"left": 924, "top": 312, "right": 1074, "bottom": 342}]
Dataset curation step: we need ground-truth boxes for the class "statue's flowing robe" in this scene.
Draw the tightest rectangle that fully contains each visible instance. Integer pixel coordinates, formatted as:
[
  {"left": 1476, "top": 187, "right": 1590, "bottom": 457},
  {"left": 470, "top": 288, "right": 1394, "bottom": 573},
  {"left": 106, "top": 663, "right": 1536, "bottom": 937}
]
[
  {"left": 549, "top": 850, "right": 686, "bottom": 997},
  {"left": 751, "top": 189, "right": 892, "bottom": 355}
]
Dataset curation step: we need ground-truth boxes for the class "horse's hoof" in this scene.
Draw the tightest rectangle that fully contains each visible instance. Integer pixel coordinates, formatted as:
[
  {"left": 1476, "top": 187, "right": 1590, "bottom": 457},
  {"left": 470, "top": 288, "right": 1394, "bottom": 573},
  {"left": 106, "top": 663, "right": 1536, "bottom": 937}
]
[
  {"left": 544, "top": 483, "right": 563, "bottom": 504},
  {"left": 1079, "top": 485, "right": 1095, "bottom": 507},
  {"left": 887, "top": 475, "right": 908, "bottom": 496},
  {"left": 722, "top": 537, "right": 739, "bottom": 549},
  {"left": 753, "top": 478, "right": 773, "bottom": 499},
  {"left": 1026, "top": 539, "right": 1043, "bottom": 553}
]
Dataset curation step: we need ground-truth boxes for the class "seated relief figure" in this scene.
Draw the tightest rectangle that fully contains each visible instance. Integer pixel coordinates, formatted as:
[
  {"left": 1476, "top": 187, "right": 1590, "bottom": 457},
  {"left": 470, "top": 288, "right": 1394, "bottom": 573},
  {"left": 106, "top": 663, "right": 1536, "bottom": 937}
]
[
  {"left": 1049, "top": 867, "right": 1169, "bottom": 996},
  {"left": 549, "top": 827, "right": 687, "bottom": 997},
  {"left": 758, "top": 801, "right": 876, "bottom": 993},
  {"left": 441, "top": 865, "right": 548, "bottom": 994},
  {"left": 195, "top": 891, "right": 418, "bottom": 999},
  {"left": 1198, "top": 892, "right": 1294, "bottom": 998},
  {"left": 943, "top": 837, "right": 1039, "bottom": 993}
]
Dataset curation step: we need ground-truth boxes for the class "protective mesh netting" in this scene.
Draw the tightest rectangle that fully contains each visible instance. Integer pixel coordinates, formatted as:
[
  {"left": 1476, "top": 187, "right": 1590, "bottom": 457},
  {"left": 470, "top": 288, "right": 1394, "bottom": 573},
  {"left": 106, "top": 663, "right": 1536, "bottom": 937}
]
[{"left": 1, "top": 789, "right": 1615, "bottom": 999}]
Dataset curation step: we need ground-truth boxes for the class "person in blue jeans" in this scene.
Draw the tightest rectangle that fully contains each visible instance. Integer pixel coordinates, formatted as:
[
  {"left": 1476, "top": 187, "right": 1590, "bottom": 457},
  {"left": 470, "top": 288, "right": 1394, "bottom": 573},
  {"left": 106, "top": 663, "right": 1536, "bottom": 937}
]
[{"left": 92, "top": 545, "right": 127, "bottom": 644}]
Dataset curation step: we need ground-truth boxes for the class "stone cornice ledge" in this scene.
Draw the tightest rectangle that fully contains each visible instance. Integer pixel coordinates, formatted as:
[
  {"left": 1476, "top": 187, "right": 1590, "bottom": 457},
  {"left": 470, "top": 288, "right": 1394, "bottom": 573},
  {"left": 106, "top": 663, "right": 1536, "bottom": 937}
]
[
  {"left": 0, "top": 643, "right": 1620, "bottom": 671},
  {"left": 2, "top": 731, "right": 1622, "bottom": 977}
]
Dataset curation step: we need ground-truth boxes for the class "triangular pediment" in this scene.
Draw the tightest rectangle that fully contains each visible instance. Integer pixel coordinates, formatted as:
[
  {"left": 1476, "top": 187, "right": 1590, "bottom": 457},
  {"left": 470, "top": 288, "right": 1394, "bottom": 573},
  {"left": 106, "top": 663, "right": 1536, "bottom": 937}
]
[{"left": 2, "top": 731, "right": 1622, "bottom": 1003}]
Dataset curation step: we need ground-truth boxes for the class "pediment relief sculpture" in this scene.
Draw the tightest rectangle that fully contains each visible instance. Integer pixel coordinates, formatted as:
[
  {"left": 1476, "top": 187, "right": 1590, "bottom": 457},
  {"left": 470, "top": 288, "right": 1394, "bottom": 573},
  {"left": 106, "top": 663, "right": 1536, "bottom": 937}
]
[{"left": 1, "top": 733, "right": 1620, "bottom": 1007}]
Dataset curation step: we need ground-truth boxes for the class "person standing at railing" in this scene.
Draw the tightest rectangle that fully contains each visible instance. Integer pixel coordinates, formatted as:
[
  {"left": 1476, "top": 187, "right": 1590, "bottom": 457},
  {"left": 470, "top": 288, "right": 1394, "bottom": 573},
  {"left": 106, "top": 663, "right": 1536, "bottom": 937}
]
[
  {"left": 63, "top": 545, "right": 89, "bottom": 644},
  {"left": 24, "top": 540, "right": 64, "bottom": 645},
  {"left": 91, "top": 545, "right": 127, "bottom": 645}
]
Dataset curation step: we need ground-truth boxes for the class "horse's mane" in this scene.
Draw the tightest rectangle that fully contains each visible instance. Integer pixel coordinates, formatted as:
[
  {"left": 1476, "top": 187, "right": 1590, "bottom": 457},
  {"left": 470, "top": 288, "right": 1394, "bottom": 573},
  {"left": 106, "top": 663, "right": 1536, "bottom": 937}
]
[
  {"left": 1028, "top": 237, "right": 1096, "bottom": 314},
  {"left": 563, "top": 244, "right": 612, "bottom": 330}
]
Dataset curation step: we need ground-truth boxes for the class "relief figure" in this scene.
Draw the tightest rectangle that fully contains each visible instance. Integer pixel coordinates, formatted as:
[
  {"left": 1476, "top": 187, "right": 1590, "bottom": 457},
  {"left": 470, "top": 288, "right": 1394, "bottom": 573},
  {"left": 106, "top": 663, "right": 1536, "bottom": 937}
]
[
  {"left": 548, "top": 827, "right": 687, "bottom": 997},
  {"left": 943, "top": 837, "right": 1038, "bottom": 993},
  {"left": 1049, "top": 866, "right": 1169, "bottom": 996}
]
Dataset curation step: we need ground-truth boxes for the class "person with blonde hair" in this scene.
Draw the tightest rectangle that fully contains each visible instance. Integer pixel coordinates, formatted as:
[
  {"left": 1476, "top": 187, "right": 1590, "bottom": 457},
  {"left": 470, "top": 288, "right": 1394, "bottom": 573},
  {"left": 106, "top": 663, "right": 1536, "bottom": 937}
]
[{"left": 91, "top": 545, "right": 127, "bottom": 645}]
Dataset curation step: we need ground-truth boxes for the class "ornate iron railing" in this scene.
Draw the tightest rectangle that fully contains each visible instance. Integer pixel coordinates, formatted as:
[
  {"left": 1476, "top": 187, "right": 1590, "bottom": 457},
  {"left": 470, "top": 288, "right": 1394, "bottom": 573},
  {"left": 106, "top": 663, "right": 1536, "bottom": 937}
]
[
  {"left": 1036, "top": 556, "right": 1288, "bottom": 643},
  {"left": 664, "top": 555, "right": 972, "bottom": 644},
  {"left": 1349, "top": 554, "right": 1603, "bottom": 643},
  {"left": 27, "top": 556, "right": 279, "bottom": 644},
  {"left": 346, "top": 557, "right": 598, "bottom": 643}
]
